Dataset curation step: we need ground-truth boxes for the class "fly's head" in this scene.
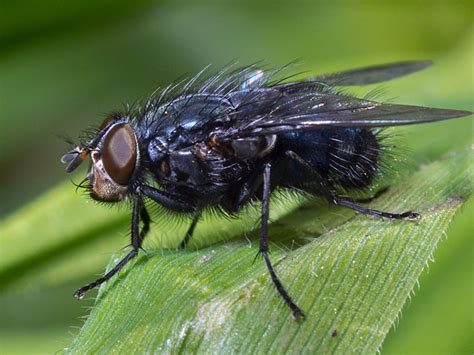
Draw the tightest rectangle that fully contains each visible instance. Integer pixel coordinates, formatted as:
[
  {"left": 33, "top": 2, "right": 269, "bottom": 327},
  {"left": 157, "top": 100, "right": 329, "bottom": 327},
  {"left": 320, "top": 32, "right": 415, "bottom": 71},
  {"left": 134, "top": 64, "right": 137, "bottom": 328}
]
[{"left": 61, "top": 114, "right": 139, "bottom": 202}]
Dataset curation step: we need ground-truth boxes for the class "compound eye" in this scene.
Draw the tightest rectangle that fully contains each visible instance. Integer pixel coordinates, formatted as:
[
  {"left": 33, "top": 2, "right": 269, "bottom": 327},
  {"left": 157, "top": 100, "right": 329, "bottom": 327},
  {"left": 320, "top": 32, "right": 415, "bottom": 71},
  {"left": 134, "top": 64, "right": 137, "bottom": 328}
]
[
  {"left": 99, "top": 112, "right": 123, "bottom": 130},
  {"left": 102, "top": 124, "right": 137, "bottom": 185}
]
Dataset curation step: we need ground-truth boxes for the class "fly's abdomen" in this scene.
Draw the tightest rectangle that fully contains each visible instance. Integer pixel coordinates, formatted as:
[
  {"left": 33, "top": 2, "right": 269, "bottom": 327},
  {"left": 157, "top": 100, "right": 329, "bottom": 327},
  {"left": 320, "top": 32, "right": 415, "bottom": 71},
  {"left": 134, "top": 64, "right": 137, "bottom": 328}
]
[
  {"left": 327, "top": 128, "right": 380, "bottom": 188},
  {"left": 277, "top": 128, "right": 380, "bottom": 191}
]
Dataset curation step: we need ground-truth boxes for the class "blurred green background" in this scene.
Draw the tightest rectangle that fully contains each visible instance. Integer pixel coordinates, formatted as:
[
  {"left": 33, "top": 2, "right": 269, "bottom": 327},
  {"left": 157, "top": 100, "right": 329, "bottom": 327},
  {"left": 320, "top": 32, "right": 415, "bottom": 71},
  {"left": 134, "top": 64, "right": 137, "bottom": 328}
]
[{"left": 0, "top": 0, "right": 472, "bottom": 354}]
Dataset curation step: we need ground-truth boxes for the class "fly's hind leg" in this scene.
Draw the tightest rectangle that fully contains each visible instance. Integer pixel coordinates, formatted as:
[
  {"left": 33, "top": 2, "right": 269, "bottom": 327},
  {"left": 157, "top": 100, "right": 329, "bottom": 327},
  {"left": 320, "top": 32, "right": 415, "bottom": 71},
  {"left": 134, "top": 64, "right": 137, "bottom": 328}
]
[
  {"left": 285, "top": 150, "right": 421, "bottom": 221},
  {"left": 334, "top": 197, "right": 420, "bottom": 221}
]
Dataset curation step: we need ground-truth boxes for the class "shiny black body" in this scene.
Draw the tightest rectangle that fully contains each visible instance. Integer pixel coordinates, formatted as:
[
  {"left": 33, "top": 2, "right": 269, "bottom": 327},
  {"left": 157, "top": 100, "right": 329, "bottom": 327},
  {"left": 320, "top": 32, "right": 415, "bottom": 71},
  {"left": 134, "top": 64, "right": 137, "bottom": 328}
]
[
  {"left": 131, "top": 86, "right": 381, "bottom": 214},
  {"left": 143, "top": 125, "right": 379, "bottom": 211},
  {"left": 63, "top": 61, "right": 471, "bottom": 318}
]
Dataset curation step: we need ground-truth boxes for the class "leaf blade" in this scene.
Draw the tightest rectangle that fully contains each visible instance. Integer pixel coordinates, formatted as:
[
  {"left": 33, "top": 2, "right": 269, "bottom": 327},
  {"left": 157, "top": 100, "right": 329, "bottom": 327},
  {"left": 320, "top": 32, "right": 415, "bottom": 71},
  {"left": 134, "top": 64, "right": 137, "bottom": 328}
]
[{"left": 67, "top": 149, "right": 471, "bottom": 353}]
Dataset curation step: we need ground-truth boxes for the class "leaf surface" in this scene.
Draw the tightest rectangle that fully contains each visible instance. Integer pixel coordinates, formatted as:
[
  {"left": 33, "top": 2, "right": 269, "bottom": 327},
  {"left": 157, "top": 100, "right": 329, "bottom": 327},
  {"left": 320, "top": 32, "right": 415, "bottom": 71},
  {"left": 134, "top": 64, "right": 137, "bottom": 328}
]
[{"left": 66, "top": 149, "right": 471, "bottom": 353}]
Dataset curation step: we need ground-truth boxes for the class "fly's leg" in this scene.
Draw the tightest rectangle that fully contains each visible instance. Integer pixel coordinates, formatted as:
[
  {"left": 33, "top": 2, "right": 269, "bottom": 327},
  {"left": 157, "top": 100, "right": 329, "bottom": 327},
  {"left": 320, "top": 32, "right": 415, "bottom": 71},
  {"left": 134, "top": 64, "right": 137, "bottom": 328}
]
[
  {"left": 73, "top": 197, "right": 147, "bottom": 299},
  {"left": 180, "top": 213, "right": 201, "bottom": 249},
  {"left": 285, "top": 150, "right": 420, "bottom": 221},
  {"left": 138, "top": 203, "right": 151, "bottom": 248},
  {"left": 334, "top": 198, "right": 420, "bottom": 220},
  {"left": 141, "top": 185, "right": 196, "bottom": 212},
  {"left": 260, "top": 162, "right": 304, "bottom": 319},
  {"left": 141, "top": 185, "right": 200, "bottom": 249}
]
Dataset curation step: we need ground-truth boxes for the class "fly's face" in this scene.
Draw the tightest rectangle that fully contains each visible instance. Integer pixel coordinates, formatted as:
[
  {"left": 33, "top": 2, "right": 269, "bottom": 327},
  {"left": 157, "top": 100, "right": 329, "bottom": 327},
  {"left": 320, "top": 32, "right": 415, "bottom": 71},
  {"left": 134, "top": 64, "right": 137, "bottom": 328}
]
[{"left": 61, "top": 116, "right": 139, "bottom": 202}]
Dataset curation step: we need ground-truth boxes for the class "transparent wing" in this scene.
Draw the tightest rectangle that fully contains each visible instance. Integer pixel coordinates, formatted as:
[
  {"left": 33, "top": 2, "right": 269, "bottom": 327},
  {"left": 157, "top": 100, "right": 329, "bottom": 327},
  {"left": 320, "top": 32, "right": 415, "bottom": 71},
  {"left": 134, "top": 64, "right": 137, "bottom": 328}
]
[
  {"left": 224, "top": 92, "right": 471, "bottom": 138},
  {"left": 315, "top": 61, "right": 432, "bottom": 86}
]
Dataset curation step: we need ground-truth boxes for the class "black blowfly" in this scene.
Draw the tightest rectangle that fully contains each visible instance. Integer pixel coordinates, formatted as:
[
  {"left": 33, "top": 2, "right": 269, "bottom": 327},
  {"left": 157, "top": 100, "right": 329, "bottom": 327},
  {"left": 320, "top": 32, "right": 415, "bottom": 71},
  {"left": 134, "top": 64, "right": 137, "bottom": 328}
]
[{"left": 62, "top": 61, "right": 472, "bottom": 319}]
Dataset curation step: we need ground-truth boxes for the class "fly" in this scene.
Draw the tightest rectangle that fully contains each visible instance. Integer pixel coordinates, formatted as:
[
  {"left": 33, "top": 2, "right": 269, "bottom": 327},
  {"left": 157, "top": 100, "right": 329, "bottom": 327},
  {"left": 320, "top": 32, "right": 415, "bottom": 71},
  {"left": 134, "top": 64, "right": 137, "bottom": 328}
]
[{"left": 61, "top": 61, "right": 471, "bottom": 319}]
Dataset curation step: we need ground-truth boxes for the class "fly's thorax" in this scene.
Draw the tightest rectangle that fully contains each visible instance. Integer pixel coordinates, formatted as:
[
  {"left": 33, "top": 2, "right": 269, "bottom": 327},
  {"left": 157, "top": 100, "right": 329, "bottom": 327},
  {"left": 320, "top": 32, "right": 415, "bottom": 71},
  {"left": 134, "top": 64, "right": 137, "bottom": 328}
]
[
  {"left": 147, "top": 137, "right": 210, "bottom": 188},
  {"left": 146, "top": 137, "right": 263, "bottom": 193}
]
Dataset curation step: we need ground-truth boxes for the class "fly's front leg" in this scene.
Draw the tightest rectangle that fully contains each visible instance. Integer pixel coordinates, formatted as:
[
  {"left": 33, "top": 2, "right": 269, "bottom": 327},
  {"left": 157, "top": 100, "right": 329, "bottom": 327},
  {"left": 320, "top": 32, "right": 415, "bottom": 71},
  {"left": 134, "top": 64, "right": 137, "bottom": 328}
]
[
  {"left": 260, "top": 162, "right": 304, "bottom": 319},
  {"left": 138, "top": 203, "right": 151, "bottom": 249},
  {"left": 73, "top": 196, "right": 145, "bottom": 299},
  {"left": 180, "top": 213, "right": 201, "bottom": 249},
  {"left": 141, "top": 185, "right": 200, "bottom": 248},
  {"left": 141, "top": 185, "right": 196, "bottom": 212}
]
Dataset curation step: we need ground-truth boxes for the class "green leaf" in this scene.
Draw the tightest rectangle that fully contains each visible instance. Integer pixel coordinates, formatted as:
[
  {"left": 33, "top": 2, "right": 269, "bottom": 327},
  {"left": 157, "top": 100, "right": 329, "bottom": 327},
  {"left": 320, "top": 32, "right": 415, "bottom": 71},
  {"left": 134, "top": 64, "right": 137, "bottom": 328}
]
[
  {"left": 0, "top": 2, "right": 472, "bottom": 353},
  {"left": 64, "top": 148, "right": 471, "bottom": 353},
  {"left": 383, "top": 197, "right": 474, "bottom": 353}
]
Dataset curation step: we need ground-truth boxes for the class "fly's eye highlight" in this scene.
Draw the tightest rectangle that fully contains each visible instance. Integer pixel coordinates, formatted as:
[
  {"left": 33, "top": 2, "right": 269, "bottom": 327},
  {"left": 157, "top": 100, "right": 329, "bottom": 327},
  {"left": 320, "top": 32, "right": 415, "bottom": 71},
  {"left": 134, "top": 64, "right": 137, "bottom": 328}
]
[{"left": 102, "top": 124, "right": 137, "bottom": 185}]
